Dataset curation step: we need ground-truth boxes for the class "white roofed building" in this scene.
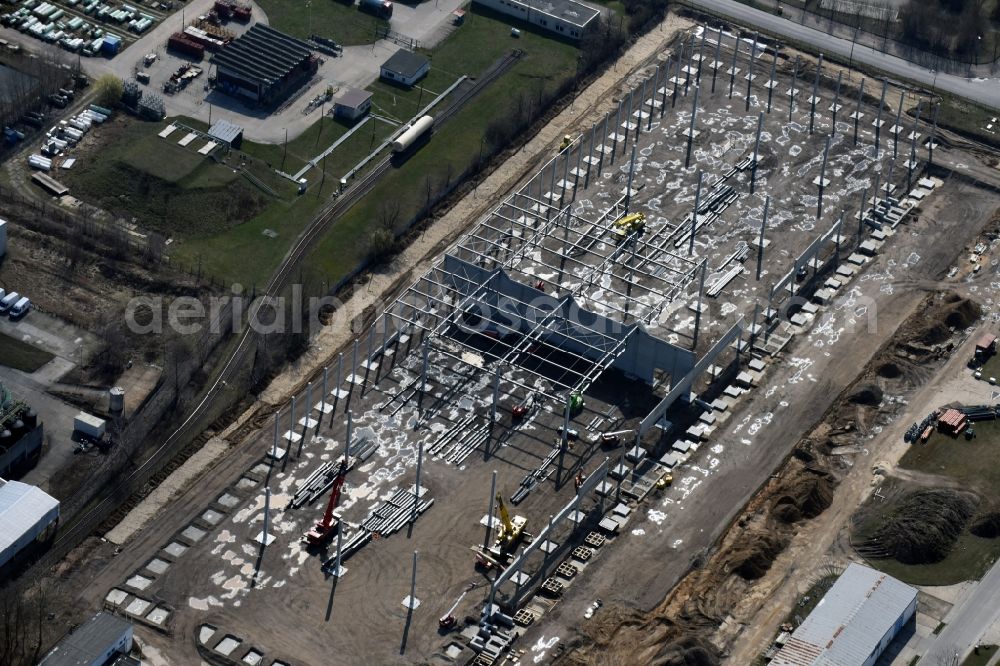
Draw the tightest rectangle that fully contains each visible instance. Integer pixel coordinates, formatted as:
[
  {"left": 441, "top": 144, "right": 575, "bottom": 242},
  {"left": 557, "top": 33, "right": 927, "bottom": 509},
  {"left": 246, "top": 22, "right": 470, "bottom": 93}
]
[
  {"left": 0, "top": 477, "right": 59, "bottom": 569},
  {"left": 771, "top": 563, "right": 917, "bottom": 666}
]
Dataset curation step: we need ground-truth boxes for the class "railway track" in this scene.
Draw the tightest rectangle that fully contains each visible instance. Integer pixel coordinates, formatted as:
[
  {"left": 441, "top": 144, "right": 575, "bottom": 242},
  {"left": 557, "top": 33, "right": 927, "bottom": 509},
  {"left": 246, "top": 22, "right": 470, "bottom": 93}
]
[{"left": 40, "top": 47, "right": 525, "bottom": 565}]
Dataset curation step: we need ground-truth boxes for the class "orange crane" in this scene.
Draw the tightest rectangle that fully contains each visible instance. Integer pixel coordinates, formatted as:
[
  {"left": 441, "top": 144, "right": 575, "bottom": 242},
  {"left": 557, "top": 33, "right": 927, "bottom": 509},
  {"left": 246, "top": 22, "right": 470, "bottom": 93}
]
[{"left": 303, "top": 459, "right": 348, "bottom": 548}]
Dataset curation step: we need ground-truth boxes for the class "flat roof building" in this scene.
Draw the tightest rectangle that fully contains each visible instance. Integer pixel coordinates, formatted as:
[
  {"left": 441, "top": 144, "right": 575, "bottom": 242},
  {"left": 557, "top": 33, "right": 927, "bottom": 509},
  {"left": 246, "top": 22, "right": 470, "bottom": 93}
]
[
  {"left": 212, "top": 24, "right": 318, "bottom": 106},
  {"left": 771, "top": 563, "right": 917, "bottom": 666},
  {"left": 39, "top": 612, "right": 133, "bottom": 666},
  {"left": 333, "top": 87, "right": 373, "bottom": 121},
  {"left": 208, "top": 119, "right": 244, "bottom": 148},
  {"left": 0, "top": 477, "right": 59, "bottom": 569},
  {"left": 472, "top": 0, "right": 600, "bottom": 40},
  {"left": 380, "top": 49, "right": 430, "bottom": 87}
]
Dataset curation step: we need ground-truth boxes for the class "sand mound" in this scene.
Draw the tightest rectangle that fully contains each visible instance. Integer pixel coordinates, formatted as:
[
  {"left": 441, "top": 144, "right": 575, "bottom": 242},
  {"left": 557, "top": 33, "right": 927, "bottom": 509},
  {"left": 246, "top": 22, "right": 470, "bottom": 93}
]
[
  {"left": 971, "top": 512, "right": 1000, "bottom": 539},
  {"left": 860, "top": 488, "right": 978, "bottom": 564}
]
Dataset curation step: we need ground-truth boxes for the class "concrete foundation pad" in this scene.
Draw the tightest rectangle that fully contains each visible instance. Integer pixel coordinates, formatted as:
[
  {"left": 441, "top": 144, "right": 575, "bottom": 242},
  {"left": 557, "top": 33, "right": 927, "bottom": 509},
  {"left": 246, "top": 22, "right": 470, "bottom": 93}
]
[{"left": 253, "top": 531, "right": 276, "bottom": 546}]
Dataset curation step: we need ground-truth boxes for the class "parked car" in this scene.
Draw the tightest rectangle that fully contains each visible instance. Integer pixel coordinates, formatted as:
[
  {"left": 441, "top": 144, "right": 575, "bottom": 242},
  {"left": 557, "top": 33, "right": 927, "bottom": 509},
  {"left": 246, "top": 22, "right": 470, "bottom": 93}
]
[
  {"left": 9, "top": 296, "right": 30, "bottom": 319},
  {"left": 0, "top": 291, "right": 19, "bottom": 313}
]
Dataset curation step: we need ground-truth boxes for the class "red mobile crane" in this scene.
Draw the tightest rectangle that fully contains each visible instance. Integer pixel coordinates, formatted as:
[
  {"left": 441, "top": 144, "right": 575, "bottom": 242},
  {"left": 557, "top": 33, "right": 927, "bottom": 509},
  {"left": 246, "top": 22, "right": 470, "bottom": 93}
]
[{"left": 303, "top": 460, "right": 349, "bottom": 548}]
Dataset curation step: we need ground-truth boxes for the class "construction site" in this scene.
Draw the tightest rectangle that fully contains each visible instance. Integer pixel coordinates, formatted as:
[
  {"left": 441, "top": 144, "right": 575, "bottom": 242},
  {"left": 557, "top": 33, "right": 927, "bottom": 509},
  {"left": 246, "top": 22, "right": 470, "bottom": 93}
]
[{"left": 16, "top": 12, "right": 1000, "bottom": 666}]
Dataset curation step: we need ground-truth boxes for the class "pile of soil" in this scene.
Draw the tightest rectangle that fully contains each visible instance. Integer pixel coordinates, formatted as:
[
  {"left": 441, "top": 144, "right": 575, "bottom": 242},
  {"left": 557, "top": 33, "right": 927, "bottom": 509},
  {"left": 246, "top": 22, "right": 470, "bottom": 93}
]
[
  {"left": 657, "top": 638, "right": 720, "bottom": 666},
  {"left": 970, "top": 512, "right": 1000, "bottom": 539},
  {"left": 918, "top": 297, "right": 982, "bottom": 344},
  {"left": 727, "top": 532, "right": 790, "bottom": 580},
  {"left": 771, "top": 469, "right": 835, "bottom": 524},
  {"left": 848, "top": 384, "right": 884, "bottom": 406},
  {"left": 876, "top": 362, "right": 902, "bottom": 379},
  {"left": 862, "top": 488, "right": 978, "bottom": 564}
]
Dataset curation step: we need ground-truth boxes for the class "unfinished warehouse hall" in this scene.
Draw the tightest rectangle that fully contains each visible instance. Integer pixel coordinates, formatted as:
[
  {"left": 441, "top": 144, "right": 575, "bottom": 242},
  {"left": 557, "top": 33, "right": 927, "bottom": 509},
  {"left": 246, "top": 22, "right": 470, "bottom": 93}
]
[{"left": 211, "top": 24, "right": 318, "bottom": 106}]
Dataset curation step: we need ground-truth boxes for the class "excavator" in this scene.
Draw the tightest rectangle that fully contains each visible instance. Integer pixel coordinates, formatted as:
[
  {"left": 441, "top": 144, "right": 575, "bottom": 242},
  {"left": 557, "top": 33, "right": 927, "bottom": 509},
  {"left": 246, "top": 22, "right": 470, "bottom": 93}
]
[
  {"left": 611, "top": 212, "right": 646, "bottom": 239},
  {"left": 473, "top": 492, "right": 530, "bottom": 570},
  {"left": 302, "top": 459, "right": 349, "bottom": 548}
]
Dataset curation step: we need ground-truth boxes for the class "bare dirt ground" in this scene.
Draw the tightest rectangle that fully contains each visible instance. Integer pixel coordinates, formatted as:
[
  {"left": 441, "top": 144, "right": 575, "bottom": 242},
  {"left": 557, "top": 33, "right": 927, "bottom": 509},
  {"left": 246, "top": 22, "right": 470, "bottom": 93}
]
[{"left": 549, "top": 194, "right": 1000, "bottom": 663}]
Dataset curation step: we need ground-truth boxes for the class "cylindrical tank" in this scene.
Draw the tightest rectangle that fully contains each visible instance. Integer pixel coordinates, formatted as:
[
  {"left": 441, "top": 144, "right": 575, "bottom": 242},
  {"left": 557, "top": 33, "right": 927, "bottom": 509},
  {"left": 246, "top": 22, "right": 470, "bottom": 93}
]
[
  {"left": 392, "top": 115, "right": 434, "bottom": 153},
  {"left": 109, "top": 386, "right": 125, "bottom": 414},
  {"left": 0, "top": 429, "right": 11, "bottom": 453},
  {"left": 23, "top": 409, "right": 37, "bottom": 429}
]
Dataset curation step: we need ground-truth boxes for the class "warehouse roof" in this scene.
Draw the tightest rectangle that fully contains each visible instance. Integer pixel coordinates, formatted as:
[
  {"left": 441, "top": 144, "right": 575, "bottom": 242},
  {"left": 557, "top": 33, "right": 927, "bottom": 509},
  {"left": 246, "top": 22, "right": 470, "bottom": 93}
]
[
  {"left": 381, "top": 49, "right": 429, "bottom": 79},
  {"left": 39, "top": 612, "right": 132, "bottom": 666},
  {"left": 771, "top": 563, "right": 916, "bottom": 666},
  {"left": 212, "top": 23, "right": 312, "bottom": 88},
  {"left": 334, "top": 87, "right": 373, "bottom": 109},
  {"left": 0, "top": 479, "right": 59, "bottom": 557}
]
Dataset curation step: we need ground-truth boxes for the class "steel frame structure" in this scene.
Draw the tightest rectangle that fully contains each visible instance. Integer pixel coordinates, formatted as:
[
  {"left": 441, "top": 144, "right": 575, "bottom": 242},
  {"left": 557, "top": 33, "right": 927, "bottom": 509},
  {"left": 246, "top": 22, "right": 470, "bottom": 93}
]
[{"left": 372, "top": 143, "right": 703, "bottom": 403}]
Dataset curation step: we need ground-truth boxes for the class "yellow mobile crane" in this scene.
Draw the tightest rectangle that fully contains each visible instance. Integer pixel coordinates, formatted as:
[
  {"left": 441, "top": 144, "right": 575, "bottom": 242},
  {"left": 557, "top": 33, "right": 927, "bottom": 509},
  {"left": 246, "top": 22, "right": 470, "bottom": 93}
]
[
  {"left": 493, "top": 491, "right": 528, "bottom": 550},
  {"left": 472, "top": 492, "right": 530, "bottom": 570},
  {"left": 612, "top": 212, "right": 646, "bottom": 238}
]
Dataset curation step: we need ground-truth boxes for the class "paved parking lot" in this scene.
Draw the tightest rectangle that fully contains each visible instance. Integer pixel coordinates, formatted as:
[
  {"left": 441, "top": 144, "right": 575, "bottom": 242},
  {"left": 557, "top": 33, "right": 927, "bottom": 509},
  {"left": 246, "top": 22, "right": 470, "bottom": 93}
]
[
  {"left": 1, "top": 0, "right": 468, "bottom": 143},
  {"left": 0, "top": 310, "right": 99, "bottom": 491}
]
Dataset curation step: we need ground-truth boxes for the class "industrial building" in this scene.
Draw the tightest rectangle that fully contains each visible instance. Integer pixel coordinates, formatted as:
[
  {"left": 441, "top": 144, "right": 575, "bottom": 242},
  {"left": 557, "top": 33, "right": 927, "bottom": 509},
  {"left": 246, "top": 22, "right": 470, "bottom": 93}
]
[
  {"left": 39, "top": 612, "right": 135, "bottom": 666},
  {"left": 379, "top": 49, "right": 430, "bottom": 87},
  {"left": 771, "top": 563, "right": 917, "bottom": 666},
  {"left": 207, "top": 118, "right": 244, "bottom": 148},
  {"left": 0, "top": 478, "right": 59, "bottom": 569},
  {"left": 333, "top": 87, "right": 373, "bottom": 121},
  {"left": 473, "top": 0, "right": 601, "bottom": 40},
  {"left": 0, "top": 382, "right": 43, "bottom": 478},
  {"left": 211, "top": 24, "right": 318, "bottom": 105}
]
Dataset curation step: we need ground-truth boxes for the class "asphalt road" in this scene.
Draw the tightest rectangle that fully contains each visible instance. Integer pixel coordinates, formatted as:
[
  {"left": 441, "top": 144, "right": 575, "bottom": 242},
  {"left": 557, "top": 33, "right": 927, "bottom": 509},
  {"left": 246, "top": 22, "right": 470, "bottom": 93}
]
[
  {"left": 684, "top": 0, "right": 1000, "bottom": 110},
  {"left": 920, "top": 559, "right": 1000, "bottom": 663}
]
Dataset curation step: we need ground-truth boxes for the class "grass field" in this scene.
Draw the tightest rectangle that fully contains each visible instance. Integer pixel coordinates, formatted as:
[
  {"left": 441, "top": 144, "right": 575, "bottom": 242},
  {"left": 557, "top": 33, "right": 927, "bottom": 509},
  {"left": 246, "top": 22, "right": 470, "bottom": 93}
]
[
  {"left": 933, "top": 94, "right": 1000, "bottom": 149},
  {"left": 860, "top": 419, "right": 1000, "bottom": 585},
  {"left": 304, "top": 7, "right": 579, "bottom": 285},
  {"left": 963, "top": 645, "right": 999, "bottom": 666},
  {"left": 0, "top": 332, "right": 55, "bottom": 373},
  {"left": 61, "top": 8, "right": 580, "bottom": 288},
  {"left": 61, "top": 120, "right": 291, "bottom": 238},
  {"left": 254, "top": 0, "right": 387, "bottom": 46}
]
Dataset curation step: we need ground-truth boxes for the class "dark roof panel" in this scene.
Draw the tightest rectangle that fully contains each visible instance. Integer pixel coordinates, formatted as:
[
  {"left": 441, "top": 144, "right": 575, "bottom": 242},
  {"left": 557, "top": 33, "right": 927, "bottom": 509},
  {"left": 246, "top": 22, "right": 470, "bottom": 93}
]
[{"left": 382, "top": 49, "right": 429, "bottom": 78}]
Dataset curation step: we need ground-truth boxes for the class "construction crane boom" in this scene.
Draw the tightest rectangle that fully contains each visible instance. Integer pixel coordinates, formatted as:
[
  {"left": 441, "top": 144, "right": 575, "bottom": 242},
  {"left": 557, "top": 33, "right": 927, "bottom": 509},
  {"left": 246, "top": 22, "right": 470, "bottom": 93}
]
[{"left": 304, "top": 459, "right": 349, "bottom": 547}]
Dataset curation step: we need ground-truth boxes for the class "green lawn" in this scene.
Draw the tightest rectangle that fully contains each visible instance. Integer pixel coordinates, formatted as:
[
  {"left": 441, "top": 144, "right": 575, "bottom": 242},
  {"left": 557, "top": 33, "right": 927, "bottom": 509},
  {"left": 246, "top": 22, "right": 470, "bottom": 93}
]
[
  {"left": 857, "top": 419, "right": 1000, "bottom": 585},
  {"left": 929, "top": 94, "right": 1000, "bottom": 149},
  {"left": 59, "top": 7, "right": 580, "bottom": 289},
  {"left": 304, "top": 7, "right": 579, "bottom": 284},
  {"left": 899, "top": 418, "right": 1000, "bottom": 494},
  {"left": 60, "top": 119, "right": 288, "bottom": 238},
  {"left": 963, "top": 645, "right": 999, "bottom": 666},
  {"left": 0, "top": 332, "right": 55, "bottom": 373},
  {"left": 254, "top": 0, "right": 388, "bottom": 46}
]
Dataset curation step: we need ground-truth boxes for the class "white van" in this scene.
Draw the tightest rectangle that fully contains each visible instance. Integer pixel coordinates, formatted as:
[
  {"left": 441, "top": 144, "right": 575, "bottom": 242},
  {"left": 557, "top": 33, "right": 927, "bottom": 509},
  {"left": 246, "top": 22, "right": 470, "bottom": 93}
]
[
  {"left": 9, "top": 296, "right": 30, "bottom": 318},
  {"left": 0, "top": 288, "right": 5, "bottom": 302},
  {"left": 0, "top": 291, "right": 19, "bottom": 313}
]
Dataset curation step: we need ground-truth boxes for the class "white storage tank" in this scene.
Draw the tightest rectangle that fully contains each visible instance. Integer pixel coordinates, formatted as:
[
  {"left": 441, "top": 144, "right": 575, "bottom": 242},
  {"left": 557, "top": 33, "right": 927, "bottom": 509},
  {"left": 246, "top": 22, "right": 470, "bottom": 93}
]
[
  {"left": 391, "top": 115, "right": 434, "bottom": 153},
  {"left": 109, "top": 386, "right": 125, "bottom": 414}
]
